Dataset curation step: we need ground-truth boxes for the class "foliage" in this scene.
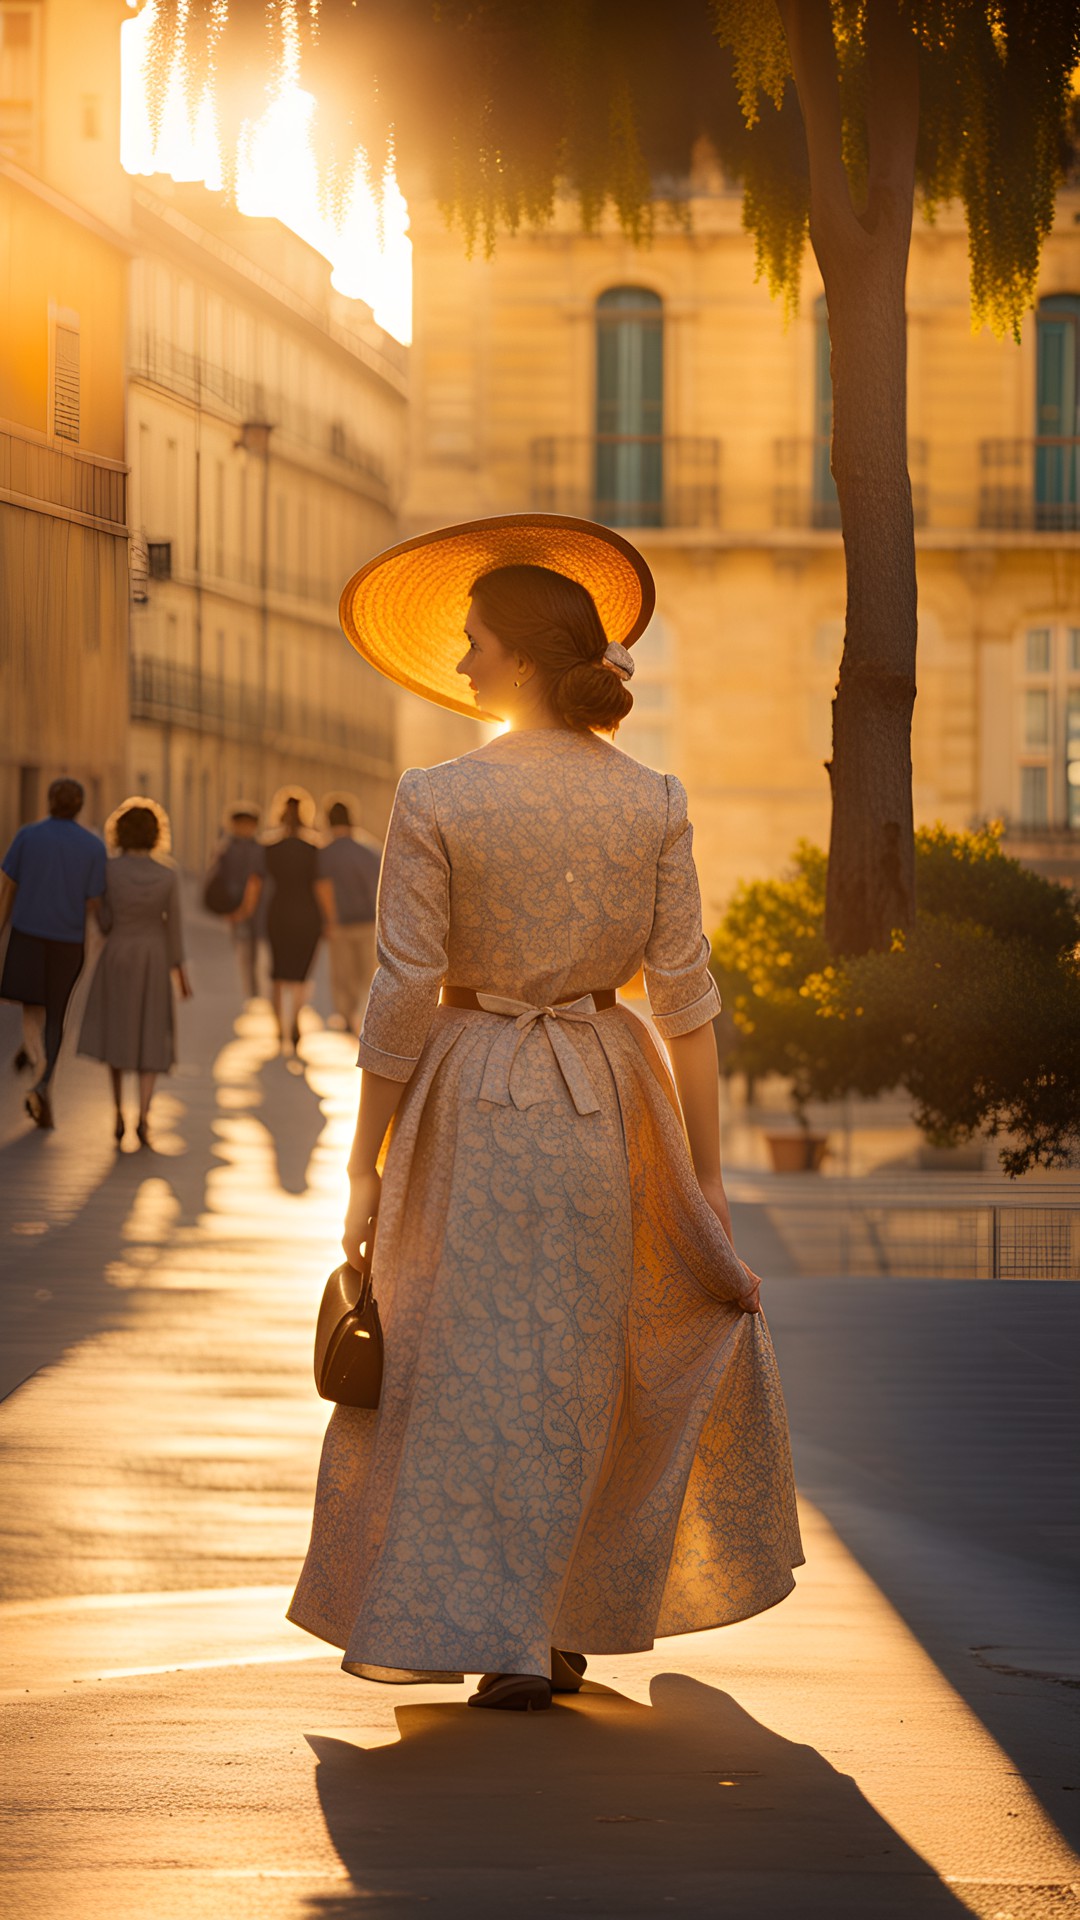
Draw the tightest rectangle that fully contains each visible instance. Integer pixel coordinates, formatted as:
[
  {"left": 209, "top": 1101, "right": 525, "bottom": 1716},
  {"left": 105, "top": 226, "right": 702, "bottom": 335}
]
[
  {"left": 711, "top": 826, "right": 1080, "bottom": 1172},
  {"left": 141, "top": 0, "right": 1080, "bottom": 337}
]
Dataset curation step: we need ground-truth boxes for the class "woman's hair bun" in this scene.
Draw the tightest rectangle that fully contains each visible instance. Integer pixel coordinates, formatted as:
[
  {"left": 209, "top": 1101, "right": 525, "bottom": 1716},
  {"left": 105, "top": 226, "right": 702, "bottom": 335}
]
[
  {"left": 551, "top": 658, "right": 634, "bottom": 732},
  {"left": 470, "top": 563, "right": 636, "bottom": 735}
]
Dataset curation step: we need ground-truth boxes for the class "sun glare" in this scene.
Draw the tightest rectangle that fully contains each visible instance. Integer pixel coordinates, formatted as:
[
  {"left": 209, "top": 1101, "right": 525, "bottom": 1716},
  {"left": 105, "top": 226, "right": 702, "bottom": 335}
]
[{"left": 120, "top": 0, "right": 413, "bottom": 345}]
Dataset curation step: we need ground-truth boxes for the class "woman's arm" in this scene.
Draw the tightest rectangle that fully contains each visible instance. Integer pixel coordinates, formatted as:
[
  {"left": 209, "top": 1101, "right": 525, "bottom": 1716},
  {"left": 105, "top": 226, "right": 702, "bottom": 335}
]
[
  {"left": 341, "top": 1069, "right": 406, "bottom": 1266},
  {"left": 665, "top": 1022, "right": 731, "bottom": 1237},
  {"left": 666, "top": 1021, "right": 761, "bottom": 1315}
]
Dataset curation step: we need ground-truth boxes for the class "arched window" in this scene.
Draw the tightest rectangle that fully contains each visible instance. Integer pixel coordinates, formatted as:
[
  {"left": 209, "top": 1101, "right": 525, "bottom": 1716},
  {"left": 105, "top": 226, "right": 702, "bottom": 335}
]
[
  {"left": 1035, "top": 296, "right": 1080, "bottom": 529},
  {"left": 812, "top": 295, "right": 839, "bottom": 528},
  {"left": 595, "top": 287, "right": 663, "bottom": 527}
]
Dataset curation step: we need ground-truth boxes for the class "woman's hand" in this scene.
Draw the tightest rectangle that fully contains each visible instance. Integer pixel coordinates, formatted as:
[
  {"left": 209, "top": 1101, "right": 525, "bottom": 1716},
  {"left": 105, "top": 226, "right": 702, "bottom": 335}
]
[
  {"left": 342, "top": 1170, "right": 381, "bottom": 1269},
  {"left": 737, "top": 1264, "right": 763, "bottom": 1315}
]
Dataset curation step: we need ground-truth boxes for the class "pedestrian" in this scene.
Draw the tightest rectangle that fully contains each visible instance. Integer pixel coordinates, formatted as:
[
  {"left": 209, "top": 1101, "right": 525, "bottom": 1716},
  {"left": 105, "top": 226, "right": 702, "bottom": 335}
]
[
  {"left": 77, "top": 797, "right": 190, "bottom": 1148},
  {"left": 263, "top": 787, "right": 323, "bottom": 1054},
  {"left": 203, "top": 800, "right": 266, "bottom": 1002},
  {"left": 0, "top": 777, "right": 106, "bottom": 1130},
  {"left": 315, "top": 799, "right": 381, "bottom": 1035},
  {"left": 289, "top": 517, "right": 802, "bottom": 1710}
]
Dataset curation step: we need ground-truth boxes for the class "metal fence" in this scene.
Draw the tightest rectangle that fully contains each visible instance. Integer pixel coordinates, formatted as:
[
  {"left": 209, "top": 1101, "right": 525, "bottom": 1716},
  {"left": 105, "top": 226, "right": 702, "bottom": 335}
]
[{"left": 743, "top": 1186, "right": 1080, "bottom": 1279}]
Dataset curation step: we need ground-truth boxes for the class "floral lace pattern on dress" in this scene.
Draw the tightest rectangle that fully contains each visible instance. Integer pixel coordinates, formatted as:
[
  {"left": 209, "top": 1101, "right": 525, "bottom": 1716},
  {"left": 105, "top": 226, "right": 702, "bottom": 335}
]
[{"left": 288, "top": 732, "right": 802, "bottom": 1678}]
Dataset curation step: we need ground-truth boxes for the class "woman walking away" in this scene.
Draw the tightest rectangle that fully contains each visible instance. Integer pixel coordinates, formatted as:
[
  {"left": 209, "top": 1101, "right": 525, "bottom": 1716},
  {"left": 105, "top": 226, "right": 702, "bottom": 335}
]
[
  {"left": 263, "top": 788, "right": 323, "bottom": 1055},
  {"left": 78, "top": 798, "right": 189, "bottom": 1147},
  {"left": 289, "top": 516, "right": 803, "bottom": 1711}
]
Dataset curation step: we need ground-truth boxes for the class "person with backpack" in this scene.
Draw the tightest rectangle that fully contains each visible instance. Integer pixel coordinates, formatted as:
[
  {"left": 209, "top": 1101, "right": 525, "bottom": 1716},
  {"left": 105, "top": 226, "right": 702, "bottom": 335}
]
[{"left": 203, "top": 801, "right": 266, "bottom": 1001}]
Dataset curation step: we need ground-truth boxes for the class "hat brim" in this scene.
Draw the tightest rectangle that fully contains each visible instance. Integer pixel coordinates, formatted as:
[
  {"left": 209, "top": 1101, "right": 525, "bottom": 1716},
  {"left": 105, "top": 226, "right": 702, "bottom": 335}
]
[{"left": 339, "top": 515, "right": 656, "bottom": 721}]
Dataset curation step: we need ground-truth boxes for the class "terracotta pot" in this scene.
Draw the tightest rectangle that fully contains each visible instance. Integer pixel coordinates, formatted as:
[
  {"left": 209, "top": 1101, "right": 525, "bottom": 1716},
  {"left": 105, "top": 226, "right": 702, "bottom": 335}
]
[{"left": 764, "top": 1129, "right": 829, "bottom": 1173}]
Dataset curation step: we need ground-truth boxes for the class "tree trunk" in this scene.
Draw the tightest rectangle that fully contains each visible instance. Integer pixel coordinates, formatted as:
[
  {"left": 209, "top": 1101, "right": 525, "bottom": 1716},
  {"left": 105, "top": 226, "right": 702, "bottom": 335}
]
[{"left": 778, "top": 0, "right": 919, "bottom": 954}]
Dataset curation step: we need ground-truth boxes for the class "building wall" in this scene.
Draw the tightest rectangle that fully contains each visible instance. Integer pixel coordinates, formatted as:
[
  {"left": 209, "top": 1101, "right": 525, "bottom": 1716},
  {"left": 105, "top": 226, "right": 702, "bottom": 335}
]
[
  {"left": 405, "top": 188, "right": 1080, "bottom": 921},
  {"left": 0, "top": 158, "right": 129, "bottom": 848},
  {"left": 126, "top": 189, "right": 411, "bottom": 870}
]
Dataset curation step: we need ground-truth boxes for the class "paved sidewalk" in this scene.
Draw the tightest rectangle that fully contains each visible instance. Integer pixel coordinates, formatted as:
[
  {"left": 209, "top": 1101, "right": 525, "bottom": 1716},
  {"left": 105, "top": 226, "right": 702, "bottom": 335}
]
[{"left": 1, "top": 914, "right": 1078, "bottom": 1918}]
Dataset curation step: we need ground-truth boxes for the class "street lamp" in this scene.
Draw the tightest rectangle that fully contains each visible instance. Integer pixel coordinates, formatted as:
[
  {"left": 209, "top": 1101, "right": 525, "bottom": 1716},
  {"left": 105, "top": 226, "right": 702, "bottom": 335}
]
[{"left": 234, "top": 420, "right": 273, "bottom": 791}]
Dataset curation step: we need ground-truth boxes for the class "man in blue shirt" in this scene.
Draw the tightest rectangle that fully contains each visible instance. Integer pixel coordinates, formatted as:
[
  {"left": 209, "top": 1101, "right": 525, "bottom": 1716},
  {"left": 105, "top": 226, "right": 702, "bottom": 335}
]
[
  {"left": 315, "top": 801, "right": 382, "bottom": 1035},
  {"left": 0, "top": 778, "right": 106, "bottom": 1129}
]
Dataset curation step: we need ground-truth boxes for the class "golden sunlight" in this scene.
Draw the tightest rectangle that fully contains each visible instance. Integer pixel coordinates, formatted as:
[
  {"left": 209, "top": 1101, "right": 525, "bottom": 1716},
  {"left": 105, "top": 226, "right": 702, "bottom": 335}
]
[{"left": 120, "top": 0, "right": 413, "bottom": 344}]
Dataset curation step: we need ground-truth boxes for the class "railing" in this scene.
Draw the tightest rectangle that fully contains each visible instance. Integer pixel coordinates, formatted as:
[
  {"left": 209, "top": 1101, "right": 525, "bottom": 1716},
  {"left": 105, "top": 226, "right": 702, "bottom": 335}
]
[
  {"left": 0, "top": 427, "right": 126, "bottom": 531},
  {"left": 129, "top": 337, "right": 392, "bottom": 502},
  {"left": 129, "top": 655, "right": 394, "bottom": 769},
  {"left": 773, "top": 437, "right": 929, "bottom": 530},
  {"left": 979, "top": 438, "right": 1080, "bottom": 531},
  {"left": 529, "top": 435, "right": 722, "bottom": 530},
  {"left": 734, "top": 1179, "right": 1080, "bottom": 1279}
]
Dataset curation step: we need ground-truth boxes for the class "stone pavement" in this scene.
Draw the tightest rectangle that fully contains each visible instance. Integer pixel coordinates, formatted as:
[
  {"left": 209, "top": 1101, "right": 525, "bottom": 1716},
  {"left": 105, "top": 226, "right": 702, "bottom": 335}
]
[{"left": 1, "top": 903, "right": 1078, "bottom": 1919}]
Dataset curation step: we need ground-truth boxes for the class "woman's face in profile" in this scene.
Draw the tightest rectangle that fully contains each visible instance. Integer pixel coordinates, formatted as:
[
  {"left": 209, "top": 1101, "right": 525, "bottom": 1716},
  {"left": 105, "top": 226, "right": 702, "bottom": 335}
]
[{"left": 456, "top": 601, "right": 524, "bottom": 718}]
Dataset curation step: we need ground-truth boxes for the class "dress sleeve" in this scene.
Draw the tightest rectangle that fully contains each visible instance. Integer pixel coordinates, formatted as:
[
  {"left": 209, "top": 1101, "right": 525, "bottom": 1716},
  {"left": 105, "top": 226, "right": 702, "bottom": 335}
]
[
  {"left": 643, "top": 774, "right": 722, "bottom": 1040},
  {"left": 164, "top": 869, "right": 185, "bottom": 967},
  {"left": 356, "top": 769, "right": 450, "bottom": 1081}
]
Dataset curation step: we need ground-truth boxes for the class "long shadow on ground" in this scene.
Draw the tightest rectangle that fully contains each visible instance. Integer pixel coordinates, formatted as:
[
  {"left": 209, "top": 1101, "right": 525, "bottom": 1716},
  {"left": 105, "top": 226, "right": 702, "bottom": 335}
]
[{"left": 304, "top": 1673, "right": 971, "bottom": 1920}]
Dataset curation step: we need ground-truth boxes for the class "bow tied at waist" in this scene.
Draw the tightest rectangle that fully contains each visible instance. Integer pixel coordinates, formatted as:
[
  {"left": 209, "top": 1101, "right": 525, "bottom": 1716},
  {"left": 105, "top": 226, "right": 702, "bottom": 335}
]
[{"left": 440, "top": 988, "right": 616, "bottom": 1116}]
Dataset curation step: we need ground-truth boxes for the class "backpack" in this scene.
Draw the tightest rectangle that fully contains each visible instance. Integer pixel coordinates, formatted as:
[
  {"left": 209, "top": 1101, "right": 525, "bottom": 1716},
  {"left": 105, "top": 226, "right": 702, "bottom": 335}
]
[{"left": 202, "top": 845, "right": 245, "bottom": 916}]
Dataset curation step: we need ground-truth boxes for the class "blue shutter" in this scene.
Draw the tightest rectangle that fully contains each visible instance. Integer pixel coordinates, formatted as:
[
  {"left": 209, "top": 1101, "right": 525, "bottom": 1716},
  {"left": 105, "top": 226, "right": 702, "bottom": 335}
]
[
  {"left": 1035, "top": 296, "right": 1080, "bottom": 528},
  {"left": 595, "top": 288, "right": 663, "bottom": 526},
  {"left": 813, "top": 296, "right": 839, "bottom": 528}
]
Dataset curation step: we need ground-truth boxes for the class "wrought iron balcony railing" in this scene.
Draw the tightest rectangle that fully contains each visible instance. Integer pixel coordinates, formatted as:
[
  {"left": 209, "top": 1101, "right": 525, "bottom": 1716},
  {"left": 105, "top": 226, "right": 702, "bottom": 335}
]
[
  {"left": 129, "top": 337, "right": 393, "bottom": 502},
  {"left": 129, "top": 655, "right": 394, "bottom": 769},
  {"left": 773, "top": 437, "right": 929, "bottom": 530},
  {"left": 529, "top": 435, "right": 722, "bottom": 530},
  {"left": 978, "top": 438, "right": 1080, "bottom": 531}
]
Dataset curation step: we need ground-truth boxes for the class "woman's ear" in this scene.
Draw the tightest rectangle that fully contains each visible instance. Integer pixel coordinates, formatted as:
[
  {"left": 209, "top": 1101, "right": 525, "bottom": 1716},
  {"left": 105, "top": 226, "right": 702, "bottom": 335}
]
[{"left": 516, "top": 655, "right": 536, "bottom": 685}]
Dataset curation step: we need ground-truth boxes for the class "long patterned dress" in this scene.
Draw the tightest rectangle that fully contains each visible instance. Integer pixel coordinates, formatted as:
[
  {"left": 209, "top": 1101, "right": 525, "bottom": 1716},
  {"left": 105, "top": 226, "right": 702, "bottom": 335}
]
[{"left": 289, "top": 728, "right": 802, "bottom": 1680}]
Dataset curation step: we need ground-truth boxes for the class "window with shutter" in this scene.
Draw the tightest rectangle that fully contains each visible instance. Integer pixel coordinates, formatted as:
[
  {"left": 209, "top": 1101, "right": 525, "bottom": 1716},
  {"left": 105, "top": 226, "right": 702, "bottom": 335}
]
[{"left": 53, "top": 324, "right": 80, "bottom": 443}]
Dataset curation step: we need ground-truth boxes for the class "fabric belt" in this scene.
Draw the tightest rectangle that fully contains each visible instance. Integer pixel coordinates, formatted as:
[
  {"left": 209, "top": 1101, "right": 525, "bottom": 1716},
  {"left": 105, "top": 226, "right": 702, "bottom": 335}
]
[
  {"left": 438, "top": 985, "right": 618, "bottom": 1115},
  {"left": 440, "top": 985, "right": 616, "bottom": 1013}
]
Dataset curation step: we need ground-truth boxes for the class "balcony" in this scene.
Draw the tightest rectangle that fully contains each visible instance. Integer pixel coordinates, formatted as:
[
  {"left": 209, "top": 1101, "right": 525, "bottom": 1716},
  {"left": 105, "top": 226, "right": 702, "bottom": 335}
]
[
  {"left": 978, "top": 439, "right": 1080, "bottom": 531},
  {"left": 129, "top": 337, "right": 392, "bottom": 503},
  {"left": 129, "top": 655, "right": 394, "bottom": 771},
  {"left": 773, "top": 437, "right": 929, "bottom": 531},
  {"left": 529, "top": 436, "right": 722, "bottom": 531}
]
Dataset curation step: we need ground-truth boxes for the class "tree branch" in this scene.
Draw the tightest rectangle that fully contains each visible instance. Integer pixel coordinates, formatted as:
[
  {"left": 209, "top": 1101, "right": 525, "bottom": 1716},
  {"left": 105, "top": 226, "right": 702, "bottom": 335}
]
[
  {"left": 864, "top": 0, "right": 919, "bottom": 243},
  {"left": 775, "top": 0, "right": 861, "bottom": 257}
]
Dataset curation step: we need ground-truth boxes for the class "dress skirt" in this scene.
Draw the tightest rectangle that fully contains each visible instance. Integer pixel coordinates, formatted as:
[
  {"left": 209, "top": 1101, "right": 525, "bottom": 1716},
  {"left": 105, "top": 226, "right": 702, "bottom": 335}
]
[{"left": 288, "top": 1001, "right": 803, "bottom": 1679}]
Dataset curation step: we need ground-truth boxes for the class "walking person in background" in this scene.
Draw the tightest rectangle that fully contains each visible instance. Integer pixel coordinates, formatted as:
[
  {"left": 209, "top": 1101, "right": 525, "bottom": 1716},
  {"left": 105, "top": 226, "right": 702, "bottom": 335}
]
[
  {"left": 203, "top": 800, "right": 266, "bottom": 1002},
  {"left": 0, "top": 777, "right": 106, "bottom": 1130},
  {"left": 263, "top": 787, "right": 323, "bottom": 1055},
  {"left": 315, "top": 800, "right": 381, "bottom": 1036},
  {"left": 78, "top": 798, "right": 190, "bottom": 1147}
]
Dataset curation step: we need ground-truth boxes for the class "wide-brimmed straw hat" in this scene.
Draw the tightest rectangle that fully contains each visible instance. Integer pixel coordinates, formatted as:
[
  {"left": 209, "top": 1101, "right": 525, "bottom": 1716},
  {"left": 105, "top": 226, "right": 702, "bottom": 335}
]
[{"left": 339, "top": 514, "right": 656, "bottom": 721}]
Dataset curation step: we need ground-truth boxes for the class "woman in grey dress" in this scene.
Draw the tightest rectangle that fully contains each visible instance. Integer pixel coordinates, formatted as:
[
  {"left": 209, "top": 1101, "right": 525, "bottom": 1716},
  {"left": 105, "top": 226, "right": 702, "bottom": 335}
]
[{"left": 78, "top": 799, "right": 189, "bottom": 1146}]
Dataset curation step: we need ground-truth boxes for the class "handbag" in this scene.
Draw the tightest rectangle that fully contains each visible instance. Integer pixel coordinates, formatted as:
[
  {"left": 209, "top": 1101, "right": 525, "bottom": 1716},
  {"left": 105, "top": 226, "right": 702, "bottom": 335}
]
[{"left": 314, "top": 1217, "right": 384, "bottom": 1408}]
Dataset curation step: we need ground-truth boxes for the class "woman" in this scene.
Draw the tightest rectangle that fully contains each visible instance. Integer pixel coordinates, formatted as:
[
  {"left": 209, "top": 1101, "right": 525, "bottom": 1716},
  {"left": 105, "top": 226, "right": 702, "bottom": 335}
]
[
  {"left": 262, "top": 788, "right": 323, "bottom": 1052},
  {"left": 289, "top": 516, "right": 803, "bottom": 1711},
  {"left": 78, "top": 797, "right": 189, "bottom": 1146}
]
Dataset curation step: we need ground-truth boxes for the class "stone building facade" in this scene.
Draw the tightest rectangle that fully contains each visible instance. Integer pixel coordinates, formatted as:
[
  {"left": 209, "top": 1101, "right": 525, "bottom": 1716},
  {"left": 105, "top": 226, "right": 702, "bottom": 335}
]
[
  {"left": 0, "top": 0, "right": 130, "bottom": 849},
  {"left": 127, "top": 185, "right": 407, "bottom": 868},
  {"left": 403, "top": 181, "right": 1080, "bottom": 920}
]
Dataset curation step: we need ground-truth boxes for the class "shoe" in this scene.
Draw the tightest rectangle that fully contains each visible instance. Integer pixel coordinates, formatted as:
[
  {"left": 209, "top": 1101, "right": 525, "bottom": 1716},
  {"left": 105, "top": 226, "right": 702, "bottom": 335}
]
[
  {"left": 114, "top": 1112, "right": 125, "bottom": 1145},
  {"left": 468, "top": 1673, "right": 552, "bottom": 1712},
  {"left": 25, "top": 1086, "right": 54, "bottom": 1130},
  {"left": 135, "top": 1118, "right": 150, "bottom": 1149},
  {"left": 550, "top": 1649, "right": 587, "bottom": 1693}
]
